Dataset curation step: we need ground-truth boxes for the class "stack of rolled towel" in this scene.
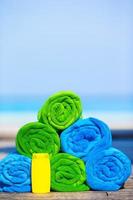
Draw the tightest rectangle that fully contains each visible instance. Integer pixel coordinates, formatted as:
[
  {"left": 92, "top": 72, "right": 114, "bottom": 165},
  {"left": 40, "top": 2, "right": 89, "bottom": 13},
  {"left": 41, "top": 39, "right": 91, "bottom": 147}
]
[{"left": 0, "top": 91, "right": 131, "bottom": 192}]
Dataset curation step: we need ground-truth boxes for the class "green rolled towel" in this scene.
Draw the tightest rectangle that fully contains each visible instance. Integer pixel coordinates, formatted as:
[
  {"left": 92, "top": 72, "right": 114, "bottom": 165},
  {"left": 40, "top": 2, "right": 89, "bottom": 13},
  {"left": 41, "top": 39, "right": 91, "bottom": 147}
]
[
  {"left": 51, "top": 153, "right": 89, "bottom": 192},
  {"left": 38, "top": 91, "right": 82, "bottom": 131},
  {"left": 16, "top": 122, "right": 60, "bottom": 158}
]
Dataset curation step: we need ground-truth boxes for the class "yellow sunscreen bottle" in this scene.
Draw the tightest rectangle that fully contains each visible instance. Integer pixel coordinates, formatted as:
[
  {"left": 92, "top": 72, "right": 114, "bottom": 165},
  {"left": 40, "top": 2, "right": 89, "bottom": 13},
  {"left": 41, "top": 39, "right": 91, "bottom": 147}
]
[{"left": 32, "top": 153, "right": 50, "bottom": 193}]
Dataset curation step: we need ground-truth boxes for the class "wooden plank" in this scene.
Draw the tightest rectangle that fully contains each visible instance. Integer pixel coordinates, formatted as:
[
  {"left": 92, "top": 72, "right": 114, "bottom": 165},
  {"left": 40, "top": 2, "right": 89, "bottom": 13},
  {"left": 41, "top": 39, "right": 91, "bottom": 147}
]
[
  {"left": 124, "top": 176, "right": 133, "bottom": 189},
  {"left": 107, "top": 189, "right": 133, "bottom": 200},
  {"left": 0, "top": 191, "right": 107, "bottom": 200},
  {"left": 0, "top": 189, "right": 133, "bottom": 200}
]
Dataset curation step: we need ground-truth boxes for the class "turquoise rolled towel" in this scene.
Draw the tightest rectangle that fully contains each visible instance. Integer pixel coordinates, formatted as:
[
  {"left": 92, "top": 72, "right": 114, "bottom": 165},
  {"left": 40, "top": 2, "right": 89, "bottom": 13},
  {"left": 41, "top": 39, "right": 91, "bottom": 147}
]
[
  {"left": 60, "top": 117, "right": 112, "bottom": 162},
  {"left": 86, "top": 147, "right": 131, "bottom": 191},
  {"left": 0, "top": 152, "right": 31, "bottom": 192}
]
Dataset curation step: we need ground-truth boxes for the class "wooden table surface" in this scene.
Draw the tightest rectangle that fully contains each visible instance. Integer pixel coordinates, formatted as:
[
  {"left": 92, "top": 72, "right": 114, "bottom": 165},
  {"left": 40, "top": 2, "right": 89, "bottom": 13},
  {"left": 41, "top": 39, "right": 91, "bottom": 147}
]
[{"left": 0, "top": 139, "right": 133, "bottom": 200}]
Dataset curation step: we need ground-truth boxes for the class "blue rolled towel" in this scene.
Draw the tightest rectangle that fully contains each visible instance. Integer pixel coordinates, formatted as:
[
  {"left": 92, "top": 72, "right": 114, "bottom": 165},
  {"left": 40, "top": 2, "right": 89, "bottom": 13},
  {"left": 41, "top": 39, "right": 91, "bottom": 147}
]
[
  {"left": 0, "top": 152, "right": 31, "bottom": 192},
  {"left": 86, "top": 147, "right": 131, "bottom": 191},
  {"left": 60, "top": 117, "right": 112, "bottom": 161}
]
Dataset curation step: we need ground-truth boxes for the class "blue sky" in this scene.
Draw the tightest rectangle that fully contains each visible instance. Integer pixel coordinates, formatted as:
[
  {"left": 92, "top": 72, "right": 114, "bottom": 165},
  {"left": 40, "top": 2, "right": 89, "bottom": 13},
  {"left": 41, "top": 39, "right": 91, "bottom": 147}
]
[{"left": 0, "top": 0, "right": 133, "bottom": 96}]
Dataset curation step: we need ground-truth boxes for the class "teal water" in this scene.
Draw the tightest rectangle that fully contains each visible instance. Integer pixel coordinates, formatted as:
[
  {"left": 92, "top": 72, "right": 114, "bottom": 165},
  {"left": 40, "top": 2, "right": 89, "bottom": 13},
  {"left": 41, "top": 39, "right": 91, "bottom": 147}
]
[{"left": 0, "top": 95, "right": 133, "bottom": 112}]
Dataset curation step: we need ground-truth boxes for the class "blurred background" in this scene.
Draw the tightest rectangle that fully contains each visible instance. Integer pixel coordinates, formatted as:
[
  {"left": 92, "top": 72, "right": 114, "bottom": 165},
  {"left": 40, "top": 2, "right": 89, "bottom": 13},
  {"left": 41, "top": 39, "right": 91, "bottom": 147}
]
[{"left": 0, "top": 0, "right": 133, "bottom": 161}]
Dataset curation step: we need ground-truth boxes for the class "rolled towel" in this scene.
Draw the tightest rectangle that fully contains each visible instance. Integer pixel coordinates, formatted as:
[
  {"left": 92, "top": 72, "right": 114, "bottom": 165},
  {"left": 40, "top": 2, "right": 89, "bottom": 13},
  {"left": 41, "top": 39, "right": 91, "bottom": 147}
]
[
  {"left": 0, "top": 153, "right": 31, "bottom": 192},
  {"left": 38, "top": 91, "right": 82, "bottom": 131},
  {"left": 16, "top": 122, "right": 60, "bottom": 158},
  {"left": 61, "top": 117, "right": 112, "bottom": 162},
  {"left": 86, "top": 147, "right": 131, "bottom": 191},
  {"left": 51, "top": 153, "right": 89, "bottom": 192}
]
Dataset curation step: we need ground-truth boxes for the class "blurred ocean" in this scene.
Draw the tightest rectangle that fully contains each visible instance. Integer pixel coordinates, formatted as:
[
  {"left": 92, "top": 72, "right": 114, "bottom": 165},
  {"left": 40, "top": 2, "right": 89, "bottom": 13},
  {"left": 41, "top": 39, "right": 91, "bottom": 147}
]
[
  {"left": 0, "top": 95, "right": 133, "bottom": 133},
  {"left": 1, "top": 95, "right": 133, "bottom": 112}
]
